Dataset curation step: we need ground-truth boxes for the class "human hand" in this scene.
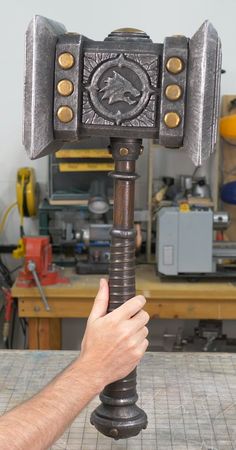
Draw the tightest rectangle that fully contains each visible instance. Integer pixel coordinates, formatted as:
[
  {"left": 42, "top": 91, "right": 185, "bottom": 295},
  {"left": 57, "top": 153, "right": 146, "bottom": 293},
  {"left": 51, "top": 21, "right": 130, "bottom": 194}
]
[{"left": 79, "top": 278, "right": 149, "bottom": 391}]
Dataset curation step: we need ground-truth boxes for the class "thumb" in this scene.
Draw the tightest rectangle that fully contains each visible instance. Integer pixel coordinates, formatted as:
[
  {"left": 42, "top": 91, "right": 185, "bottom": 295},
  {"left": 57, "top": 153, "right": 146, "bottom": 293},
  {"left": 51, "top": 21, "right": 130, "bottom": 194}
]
[{"left": 88, "top": 278, "right": 109, "bottom": 322}]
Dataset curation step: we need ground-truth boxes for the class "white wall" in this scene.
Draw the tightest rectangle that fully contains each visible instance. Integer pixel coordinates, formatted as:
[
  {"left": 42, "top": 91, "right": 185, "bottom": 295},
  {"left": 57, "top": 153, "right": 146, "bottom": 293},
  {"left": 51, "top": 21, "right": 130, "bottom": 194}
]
[{"left": 1, "top": 0, "right": 236, "bottom": 246}]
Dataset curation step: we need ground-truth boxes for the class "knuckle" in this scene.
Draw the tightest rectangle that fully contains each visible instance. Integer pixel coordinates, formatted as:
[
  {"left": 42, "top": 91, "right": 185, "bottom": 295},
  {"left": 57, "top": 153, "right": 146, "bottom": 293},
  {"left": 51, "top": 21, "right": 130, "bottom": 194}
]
[
  {"left": 135, "top": 339, "right": 149, "bottom": 359},
  {"left": 144, "top": 326, "right": 149, "bottom": 337},
  {"left": 144, "top": 311, "right": 150, "bottom": 323},
  {"left": 106, "top": 311, "right": 118, "bottom": 326},
  {"left": 120, "top": 324, "right": 130, "bottom": 340},
  {"left": 139, "top": 310, "right": 149, "bottom": 324},
  {"left": 128, "top": 338, "right": 136, "bottom": 350},
  {"left": 134, "top": 347, "right": 143, "bottom": 359},
  {"left": 86, "top": 316, "right": 93, "bottom": 325}
]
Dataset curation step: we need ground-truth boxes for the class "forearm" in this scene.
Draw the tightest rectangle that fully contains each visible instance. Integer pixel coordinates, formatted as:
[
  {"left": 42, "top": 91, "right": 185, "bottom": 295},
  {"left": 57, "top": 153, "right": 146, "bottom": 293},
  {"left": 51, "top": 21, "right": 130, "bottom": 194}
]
[
  {"left": 0, "top": 281, "right": 149, "bottom": 449},
  {"left": 0, "top": 358, "right": 100, "bottom": 450}
]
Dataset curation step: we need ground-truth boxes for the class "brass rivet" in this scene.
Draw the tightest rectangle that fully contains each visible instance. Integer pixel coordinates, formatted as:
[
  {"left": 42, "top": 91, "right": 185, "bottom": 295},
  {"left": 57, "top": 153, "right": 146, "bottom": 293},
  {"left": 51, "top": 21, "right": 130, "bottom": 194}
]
[
  {"left": 58, "top": 52, "right": 75, "bottom": 69},
  {"left": 166, "top": 57, "right": 184, "bottom": 74},
  {"left": 57, "top": 80, "right": 74, "bottom": 96},
  {"left": 57, "top": 106, "right": 74, "bottom": 123},
  {"left": 109, "top": 428, "right": 119, "bottom": 438},
  {"left": 119, "top": 147, "right": 129, "bottom": 156},
  {"left": 165, "top": 84, "right": 182, "bottom": 101},
  {"left": 164, "top": 112, "right": 181, "bottom": 128},
  {"left": 112, "top": 27, "right": 144, "bottom": 33}
]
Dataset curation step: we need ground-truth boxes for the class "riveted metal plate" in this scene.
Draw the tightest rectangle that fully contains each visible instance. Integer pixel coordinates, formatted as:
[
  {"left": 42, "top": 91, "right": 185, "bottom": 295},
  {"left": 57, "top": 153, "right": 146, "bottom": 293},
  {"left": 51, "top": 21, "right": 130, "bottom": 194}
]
[{"left": 159, "top": 35, "right": 188, "bottom": 148}]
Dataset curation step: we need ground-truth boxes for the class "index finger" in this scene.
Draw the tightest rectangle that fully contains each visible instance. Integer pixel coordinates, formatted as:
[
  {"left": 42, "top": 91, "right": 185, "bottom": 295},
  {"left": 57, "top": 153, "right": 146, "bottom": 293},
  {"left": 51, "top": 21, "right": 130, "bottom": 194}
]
[{"left": 108, "top": 295, "right": 146, "bottom": 321}]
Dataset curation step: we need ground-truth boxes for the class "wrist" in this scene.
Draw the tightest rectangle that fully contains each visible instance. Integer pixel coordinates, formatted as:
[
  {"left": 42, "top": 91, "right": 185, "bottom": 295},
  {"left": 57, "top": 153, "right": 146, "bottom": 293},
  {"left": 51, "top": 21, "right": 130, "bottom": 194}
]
[{"left": 73, "top": 355, "right": 104, "bottom": 395}]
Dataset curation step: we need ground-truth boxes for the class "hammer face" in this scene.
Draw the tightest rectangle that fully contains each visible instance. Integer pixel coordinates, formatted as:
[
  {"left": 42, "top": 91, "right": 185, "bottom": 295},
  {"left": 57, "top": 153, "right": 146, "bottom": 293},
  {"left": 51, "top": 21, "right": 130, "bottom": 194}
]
[
  {"left": 23, "top": 16, "right": 221, "bottom": 166},
  {"left": 184, "top": 21, "right": 222, "bottom": 166},
  {"left": 23, "top": 15, "right": 66, "bottom": 159}
]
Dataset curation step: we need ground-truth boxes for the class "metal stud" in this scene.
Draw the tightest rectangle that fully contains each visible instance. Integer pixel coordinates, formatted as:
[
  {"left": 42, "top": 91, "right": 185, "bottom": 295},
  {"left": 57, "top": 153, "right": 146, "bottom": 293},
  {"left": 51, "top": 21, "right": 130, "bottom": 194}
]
[
  {"left": 58, "top": 52, "right": 75, "bottom": 69},
  {"left": 165, "top": 84, "right": 182, "bottom": 101},
  {"left": 112, "top": 27, "right": 144, "bottom": 34},
  {"left": 166, "top": 57, "right": 184, "bottom": 74},
  {"left": 164, "top": 112, "right": 181, "bottom": 128},
  {"left": 57, "top": 80, "right": 74, "bottom": 96},
  {"left": 57, "top": 106, "right": 74, "bottom": 123},
  {"left": 119, "top": 147, "right": 129, "bottom": 156}
]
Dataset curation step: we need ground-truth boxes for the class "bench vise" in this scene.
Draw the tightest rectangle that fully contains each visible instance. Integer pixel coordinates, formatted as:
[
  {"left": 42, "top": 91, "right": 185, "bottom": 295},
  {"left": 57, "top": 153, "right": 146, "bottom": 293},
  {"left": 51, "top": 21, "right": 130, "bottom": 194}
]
[{"left": 16, "top": 236, "right": 68, "bottom": 310}]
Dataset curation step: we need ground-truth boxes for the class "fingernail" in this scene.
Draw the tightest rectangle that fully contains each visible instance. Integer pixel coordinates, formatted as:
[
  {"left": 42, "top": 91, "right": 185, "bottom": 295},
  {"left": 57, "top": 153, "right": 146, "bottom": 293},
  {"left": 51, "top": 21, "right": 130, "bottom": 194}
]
[{"left": 138, "top": 295, "right": 146, "bottom": 306}]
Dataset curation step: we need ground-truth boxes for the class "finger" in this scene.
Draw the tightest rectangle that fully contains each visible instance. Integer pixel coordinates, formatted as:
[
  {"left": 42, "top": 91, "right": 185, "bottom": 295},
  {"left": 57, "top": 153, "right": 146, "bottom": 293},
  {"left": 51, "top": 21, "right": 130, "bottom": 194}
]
[
  {"left": 88, "top": 278, "right": 109, "bottom": 322},
  {"left": 108, "top": 295, "right": 146, "bottom": 321},
  {"left": 132, "top": 326, "right": 149, "bottom": 346},
  {"left": 129, "top": 310, "right": 150, "bottom": 332},
  {"left": 135, "top": 338, "right": 149, "bottom": 361}
]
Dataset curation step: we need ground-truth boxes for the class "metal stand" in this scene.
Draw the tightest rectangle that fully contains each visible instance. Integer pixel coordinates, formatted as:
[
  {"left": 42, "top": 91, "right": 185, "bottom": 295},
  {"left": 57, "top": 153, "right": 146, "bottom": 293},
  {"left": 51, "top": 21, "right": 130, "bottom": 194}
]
[{"left": 91, "top": 138, "right": 147, "bottom": 439}]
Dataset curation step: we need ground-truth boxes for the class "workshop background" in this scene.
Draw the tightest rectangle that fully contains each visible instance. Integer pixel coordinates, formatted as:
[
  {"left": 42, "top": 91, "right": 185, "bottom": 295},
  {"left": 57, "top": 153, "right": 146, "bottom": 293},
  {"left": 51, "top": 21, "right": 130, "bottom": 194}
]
[{"left": 1, "top": 0, "right": 236, "bottom": 350}]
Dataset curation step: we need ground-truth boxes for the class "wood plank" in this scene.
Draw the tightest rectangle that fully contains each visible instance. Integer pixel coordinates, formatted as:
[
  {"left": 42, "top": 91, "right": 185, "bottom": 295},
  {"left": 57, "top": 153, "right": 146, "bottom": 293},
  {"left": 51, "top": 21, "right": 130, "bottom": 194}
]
[
  {"left": 147, "top": 299, "right": 236, "bottom": 319},
  {"left": 19, "top": 297, "right": 93, "bottom": 318},
  {"left": 28, "top": 318, "right": 61, "bottom": 349},
  {"left": 14, "top": 265, "right": 236, "bottom": 320},
  {"left": 12, "top": 265, "right": 236, "bottom": 299},
  {"left": 19, "top": 296, "right": 236, "bottom": 320},
  {"left": 28, "top": 318, "right": 40, "bottom": 349},
  {"left": 38, "top": 319, "right": 61, "bottom": 350}
]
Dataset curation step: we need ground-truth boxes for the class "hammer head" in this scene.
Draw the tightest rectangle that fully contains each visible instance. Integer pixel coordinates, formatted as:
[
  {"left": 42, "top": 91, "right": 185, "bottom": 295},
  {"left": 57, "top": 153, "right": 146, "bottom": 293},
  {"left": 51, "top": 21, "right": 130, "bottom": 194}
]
[{"left": 23, "top": 16, "right": 221, "bottom": 165}]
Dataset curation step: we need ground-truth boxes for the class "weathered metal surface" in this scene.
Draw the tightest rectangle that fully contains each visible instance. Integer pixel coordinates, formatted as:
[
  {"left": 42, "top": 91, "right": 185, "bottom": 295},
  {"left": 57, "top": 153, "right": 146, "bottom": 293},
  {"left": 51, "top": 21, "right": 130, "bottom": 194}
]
[
  {"left": 183, "top": 21, "right": 222, "bottom": 165},
  {"left": 23, "top": 16, "right": 221, "bottom": 166},
  {"left": 159, "top": 35, "right": 188, "bottom": 148},
  {"left": 54, "top": 33, "right": 83, "bottom": 141},
  {"left": 23, "top": 16, "right": 66, "bottom": 159}
]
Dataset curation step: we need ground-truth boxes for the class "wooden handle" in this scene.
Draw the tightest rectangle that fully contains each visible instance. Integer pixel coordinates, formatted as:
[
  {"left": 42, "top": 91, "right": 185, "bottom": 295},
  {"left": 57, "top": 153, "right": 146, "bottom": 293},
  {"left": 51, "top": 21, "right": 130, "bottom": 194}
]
[
  {"left": 90, "top": 139, "right": 147, "bottom": 440},
  {"left": 109, "top": 159, "right": 136, "bottom": 311}
]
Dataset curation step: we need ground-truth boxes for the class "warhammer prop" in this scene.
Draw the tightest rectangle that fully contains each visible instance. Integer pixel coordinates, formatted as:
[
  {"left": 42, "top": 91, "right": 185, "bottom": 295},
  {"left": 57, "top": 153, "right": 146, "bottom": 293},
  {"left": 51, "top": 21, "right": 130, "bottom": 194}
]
[{"left": 23, "top": 16, "right": 221, "bottom": 439}]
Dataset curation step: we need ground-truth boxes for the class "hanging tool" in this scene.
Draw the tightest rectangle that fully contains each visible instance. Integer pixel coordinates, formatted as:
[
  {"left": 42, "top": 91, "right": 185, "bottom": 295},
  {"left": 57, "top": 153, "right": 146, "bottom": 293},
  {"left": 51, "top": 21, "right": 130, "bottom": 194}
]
[
  {"left": 16, "top": 167, "right": 37, "bottom": 220},
  {"left": 13, "top": 167, "right": 38, "bottom": 259}
]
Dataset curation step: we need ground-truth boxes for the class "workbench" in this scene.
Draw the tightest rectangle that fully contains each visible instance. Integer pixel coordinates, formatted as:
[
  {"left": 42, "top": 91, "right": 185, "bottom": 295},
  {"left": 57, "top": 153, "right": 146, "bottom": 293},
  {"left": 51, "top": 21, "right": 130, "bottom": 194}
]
[
  {"left": 0, "top": 350, "right": 236, "bottom": 449},
  {"left": 12, "top": 264, "right": 236, "bottom": 349}
]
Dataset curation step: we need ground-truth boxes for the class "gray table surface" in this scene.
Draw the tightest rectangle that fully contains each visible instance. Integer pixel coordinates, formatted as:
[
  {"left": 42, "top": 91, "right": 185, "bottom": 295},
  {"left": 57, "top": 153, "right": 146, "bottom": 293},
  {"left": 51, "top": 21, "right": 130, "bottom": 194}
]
[{"left": 0, "top": 351, "right": 236, "bottom": 450}]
